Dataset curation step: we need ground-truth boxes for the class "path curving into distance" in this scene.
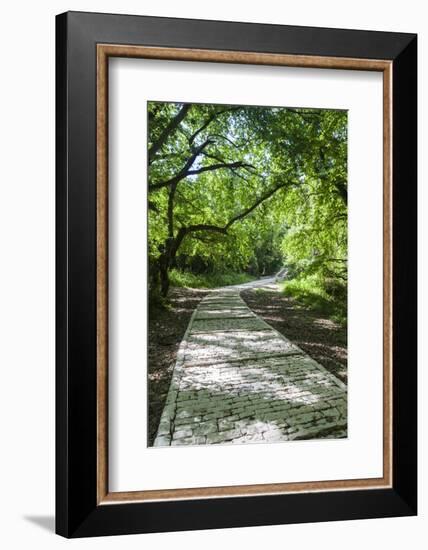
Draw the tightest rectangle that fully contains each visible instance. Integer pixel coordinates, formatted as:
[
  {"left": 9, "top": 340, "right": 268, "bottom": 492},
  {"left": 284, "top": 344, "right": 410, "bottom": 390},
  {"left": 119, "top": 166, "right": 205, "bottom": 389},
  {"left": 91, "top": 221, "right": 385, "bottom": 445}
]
[{"left": 153, "top": 280, "right": 347, "bottom": 447}]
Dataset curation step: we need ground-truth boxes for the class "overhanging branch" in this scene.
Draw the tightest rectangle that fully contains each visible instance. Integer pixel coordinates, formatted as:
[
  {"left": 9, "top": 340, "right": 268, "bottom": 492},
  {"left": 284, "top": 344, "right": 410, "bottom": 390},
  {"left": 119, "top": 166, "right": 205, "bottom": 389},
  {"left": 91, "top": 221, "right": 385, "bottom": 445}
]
[
  {"left": 224, "top": 181, "right": 289, "bottom": 229},
  {"left": 149, "top": 159, "right": 253, "bottom": 191},
  {"left": 188, "top": 107, "right": 241, "bottom": 145},
  {"left": 172, "top": 179, "right": 292, "bottom": 255},
  {"left": 148, "top": 104, "right": 191, "bottom": 163}
]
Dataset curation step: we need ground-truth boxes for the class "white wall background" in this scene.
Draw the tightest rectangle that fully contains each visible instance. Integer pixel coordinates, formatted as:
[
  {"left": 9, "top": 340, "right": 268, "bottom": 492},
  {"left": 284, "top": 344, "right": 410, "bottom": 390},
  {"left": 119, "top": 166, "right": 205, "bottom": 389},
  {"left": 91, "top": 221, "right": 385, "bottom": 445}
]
[{"left": 0, "top": 0, "right": 424, "bottom": 548}]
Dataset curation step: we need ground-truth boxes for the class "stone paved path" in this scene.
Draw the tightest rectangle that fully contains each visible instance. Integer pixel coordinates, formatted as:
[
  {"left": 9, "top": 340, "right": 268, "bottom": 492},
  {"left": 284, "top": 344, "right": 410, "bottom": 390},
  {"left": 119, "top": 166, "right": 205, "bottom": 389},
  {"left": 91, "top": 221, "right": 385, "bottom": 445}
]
[{"left": 153, "top": 284, "right": 347, "bottom": 447}]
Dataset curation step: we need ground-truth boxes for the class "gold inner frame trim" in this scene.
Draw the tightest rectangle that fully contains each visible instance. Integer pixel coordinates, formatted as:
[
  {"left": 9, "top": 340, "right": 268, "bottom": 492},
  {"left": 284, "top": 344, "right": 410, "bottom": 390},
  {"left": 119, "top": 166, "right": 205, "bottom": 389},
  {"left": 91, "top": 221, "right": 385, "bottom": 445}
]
[{"left": 96, "top": 43, "right": 393, "bottom": 505}]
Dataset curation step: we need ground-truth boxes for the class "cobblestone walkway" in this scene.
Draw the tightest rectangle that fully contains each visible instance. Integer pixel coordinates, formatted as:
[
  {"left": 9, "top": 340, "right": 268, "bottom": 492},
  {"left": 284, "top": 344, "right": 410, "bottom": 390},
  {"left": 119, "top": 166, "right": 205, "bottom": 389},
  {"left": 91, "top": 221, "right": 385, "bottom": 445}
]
[{"left": 153, "top": 286, "right": 347, "bottom": 447}]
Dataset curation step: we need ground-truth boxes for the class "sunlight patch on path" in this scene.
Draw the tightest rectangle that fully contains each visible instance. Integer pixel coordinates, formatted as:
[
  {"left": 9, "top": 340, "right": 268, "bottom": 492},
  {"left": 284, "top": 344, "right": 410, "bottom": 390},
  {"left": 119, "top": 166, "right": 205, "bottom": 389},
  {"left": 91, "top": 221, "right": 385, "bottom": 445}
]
[{"left": 153, "top": 285, "right": 347, "bottom": 447}]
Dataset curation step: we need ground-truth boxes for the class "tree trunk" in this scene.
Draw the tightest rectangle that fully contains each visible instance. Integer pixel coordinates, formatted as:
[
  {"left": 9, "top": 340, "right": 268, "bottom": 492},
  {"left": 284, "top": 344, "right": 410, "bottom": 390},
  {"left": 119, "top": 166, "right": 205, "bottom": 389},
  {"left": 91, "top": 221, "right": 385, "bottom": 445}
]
[
  {"left": 159, "top": 260, "right": 170, "bottom": 297},
  {"left": 149, "top": 258, "right": 160, "bottom": 294}
]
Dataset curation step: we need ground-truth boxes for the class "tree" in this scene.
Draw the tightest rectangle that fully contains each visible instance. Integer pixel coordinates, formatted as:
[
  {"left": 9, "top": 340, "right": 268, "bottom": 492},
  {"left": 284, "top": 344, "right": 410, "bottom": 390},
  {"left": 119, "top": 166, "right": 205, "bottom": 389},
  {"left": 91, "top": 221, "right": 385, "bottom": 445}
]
[
  {"left": 280, "top": 109, "right": 348, "bottom": 288},
  {"left": 148, "top": 102, "right": 347, "bottom": 297}
]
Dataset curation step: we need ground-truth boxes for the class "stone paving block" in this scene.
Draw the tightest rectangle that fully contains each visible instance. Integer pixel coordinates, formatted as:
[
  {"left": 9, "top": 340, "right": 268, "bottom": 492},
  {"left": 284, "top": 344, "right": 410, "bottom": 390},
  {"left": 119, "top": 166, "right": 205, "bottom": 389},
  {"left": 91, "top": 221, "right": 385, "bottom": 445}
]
[
  {"left": 171, "top": 437, "right": 193, "bottom": 446},
  {"left": 191, "top": 317, "right": 268, "bottom": 333},
  {"left": 206, "top": 432, "right": 226, "bottom": 444},
  {"left": 193, "top": 421, "right": 218, "bottom": 436},
  {"left": 218, "top": 419, "right": 235, "bottom": 431},
  {"left": 218, "top": 428, "right": 242, "bottom": 440},
  {"left": 194, "top": 308, "right": 253, "bottom": 319},
  {"left": 153, "top": 435, "right": 171, "bottom": 446},
  {"left": 184, "top": 331, "right": 302, "bottom": 364},
  {"left": 156, "top": 422, "right": 172, "bottom": 436},
  {"left": 173, "top": 426, "right": 194, "bottom": 438}
]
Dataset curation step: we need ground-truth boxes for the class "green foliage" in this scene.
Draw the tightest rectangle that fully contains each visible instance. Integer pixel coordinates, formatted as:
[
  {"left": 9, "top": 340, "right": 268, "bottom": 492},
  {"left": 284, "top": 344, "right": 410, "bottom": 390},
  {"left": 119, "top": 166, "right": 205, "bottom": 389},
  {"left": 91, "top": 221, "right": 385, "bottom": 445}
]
[
  {"left": 169, "top": 269, "right": 255, "bottom": 289},
  {"left": 148, "top": 101, "right": 348, "bottom": 317},
  {"left": 272, "top": 109, "right": 348, "bottom": 320},
  {"left": 279, "top": 110, "right": 348, "bottom": 287},
  {"left": 282, "top": 274, "right": 347, "bottom": 325}
]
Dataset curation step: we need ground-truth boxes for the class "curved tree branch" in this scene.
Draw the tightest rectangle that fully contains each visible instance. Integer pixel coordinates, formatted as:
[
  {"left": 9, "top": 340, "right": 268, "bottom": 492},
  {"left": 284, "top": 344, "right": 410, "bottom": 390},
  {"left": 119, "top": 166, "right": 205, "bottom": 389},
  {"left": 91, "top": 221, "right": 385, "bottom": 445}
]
[
  {"left": 224, "top": 181, "right": 289, "bottom": 229},
  {"left": 149, "top": 159, "right": 253, "bottom": 191},
  {"left": 187, "top": 161, "right": 254, "bottom": 178},
  {"left": 171, "top": 179, "right": 292, "bottom": 256},
  {"left": 148, "top": 103, "right": 191, "bottom": 163},
  {"left": 188, "top": 107, "right": 241, "bottom": 145},
  {"left": 209, "top": 133, "right": 249, "bottom": 149}
]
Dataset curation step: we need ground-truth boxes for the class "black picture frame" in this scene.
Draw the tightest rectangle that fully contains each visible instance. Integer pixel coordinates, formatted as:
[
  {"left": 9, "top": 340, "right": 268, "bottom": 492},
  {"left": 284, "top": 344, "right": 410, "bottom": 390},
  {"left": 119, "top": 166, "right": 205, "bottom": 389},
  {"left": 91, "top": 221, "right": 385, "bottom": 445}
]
[{"left": 56, "top": 10, "right": 417, "bottom": 538}]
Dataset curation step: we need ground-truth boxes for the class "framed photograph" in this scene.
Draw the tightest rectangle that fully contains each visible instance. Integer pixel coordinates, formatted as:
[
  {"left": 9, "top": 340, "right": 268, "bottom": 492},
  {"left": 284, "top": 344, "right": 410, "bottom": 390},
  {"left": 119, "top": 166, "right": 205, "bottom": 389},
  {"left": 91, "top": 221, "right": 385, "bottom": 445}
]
[{"left": 56, "top": 11, "right": 417, "bottom": 538}]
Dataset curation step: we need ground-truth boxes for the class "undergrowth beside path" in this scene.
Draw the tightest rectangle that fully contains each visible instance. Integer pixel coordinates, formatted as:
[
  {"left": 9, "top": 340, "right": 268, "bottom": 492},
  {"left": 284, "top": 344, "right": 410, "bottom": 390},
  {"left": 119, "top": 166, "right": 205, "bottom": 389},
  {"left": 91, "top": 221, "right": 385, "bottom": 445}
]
[{"left": 169, "top": 269, "right": 255, "bottom": 289}]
